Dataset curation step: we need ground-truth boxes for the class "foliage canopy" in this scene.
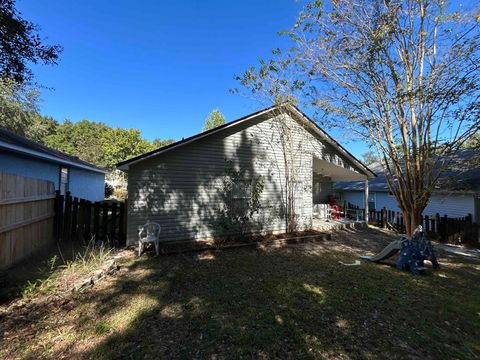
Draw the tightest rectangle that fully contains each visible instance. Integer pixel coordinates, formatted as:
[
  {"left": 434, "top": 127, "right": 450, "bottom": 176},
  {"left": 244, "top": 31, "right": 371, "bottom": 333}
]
[
  {"left": 237, "top": 0, "right": 480, "bottom": 237},
  {"left": 0, "top": 0, "right": 62, "bottom": 83},
  {"left": 203, "top": 109, "right": 225, "bottom": 131}
]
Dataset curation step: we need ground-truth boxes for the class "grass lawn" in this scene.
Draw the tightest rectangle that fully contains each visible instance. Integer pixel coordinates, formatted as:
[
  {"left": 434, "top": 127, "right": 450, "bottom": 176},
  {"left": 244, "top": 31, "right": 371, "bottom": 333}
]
[{"left": 0, "top": 227, "right": 479, "bottom": 359}]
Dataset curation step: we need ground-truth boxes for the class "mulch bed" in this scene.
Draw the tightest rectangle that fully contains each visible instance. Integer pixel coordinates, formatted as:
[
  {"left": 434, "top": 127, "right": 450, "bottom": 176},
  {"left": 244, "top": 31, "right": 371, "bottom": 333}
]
[{"left": 141, "top": 229, "right": 332, "bottom": 255}]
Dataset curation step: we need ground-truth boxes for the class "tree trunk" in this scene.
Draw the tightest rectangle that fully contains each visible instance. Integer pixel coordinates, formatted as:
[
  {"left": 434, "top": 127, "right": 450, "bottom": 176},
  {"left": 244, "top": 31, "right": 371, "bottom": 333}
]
[{"left": 403, "top": 208, "right": 423, "bottom": 239}]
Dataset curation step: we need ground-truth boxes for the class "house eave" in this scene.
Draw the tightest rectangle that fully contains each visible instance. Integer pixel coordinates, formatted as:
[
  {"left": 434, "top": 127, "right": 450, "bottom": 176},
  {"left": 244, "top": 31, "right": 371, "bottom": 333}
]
[
  {"left": 0, "top": 141, "right": 107, "bottom": 174},
  {"left": 335, "top": 187, "right": 478, "bottom": 195},
  {"left": 117, "top": 105, "right": 278, "bottom": 171},
  {"left": 287, "top": 106, "right": 376, "bottom": 179},
  {"left": 116, "top": 104, "right": 376, "bottom": 180}
]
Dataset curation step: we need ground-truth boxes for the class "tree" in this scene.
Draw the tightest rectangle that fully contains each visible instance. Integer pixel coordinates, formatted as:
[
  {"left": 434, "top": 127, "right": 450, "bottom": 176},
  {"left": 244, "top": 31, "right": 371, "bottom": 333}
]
[
  {"left": 0, "top": 78, "right": 39, "bottom": 133},
  {"left": 44, "top": 119, "right": 109, "bottom": 167},
  {"left": 361, "top": 151, "right": 380, "bottom": 166},
  {"left": 237, "top": 0, "right": 480, "bottom": 237},
  {"left": 0, "top": 77, "right": 172, "bottom": 172},
  {"left": 0, "top": 78, "right": 57, "bottom": 142},
  {"left": 0, "top": 0, "right": 62, "bottom": 83},
  {"left": 203, "top": 109, "right": 225, "bottom": 131},
  {"left": 152, "top": 137, "right": 175, "bottom": 148},
  {"left": 463, "top": 132, "right": 480, "bottom": 150},
  {"left": 101, "top": 128, "right": 155, "bottom": 170}
]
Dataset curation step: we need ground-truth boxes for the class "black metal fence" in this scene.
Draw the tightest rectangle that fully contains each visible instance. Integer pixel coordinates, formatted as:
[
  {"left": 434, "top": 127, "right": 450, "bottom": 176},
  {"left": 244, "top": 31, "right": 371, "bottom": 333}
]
[{"left": 368, "top": 207, "right": 479, "bottom": 247}]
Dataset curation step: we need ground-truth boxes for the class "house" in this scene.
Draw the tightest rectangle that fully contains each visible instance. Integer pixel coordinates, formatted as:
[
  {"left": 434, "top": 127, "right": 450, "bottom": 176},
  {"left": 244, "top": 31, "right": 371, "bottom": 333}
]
[
  {"left": 0, "top": 128, "right": 106, "bottom": 201},
  {"left": 117, "top": 105, "right": 376, "bottom": 244},
  {"left": 335, "top": 151, "right": 480, "bottom": 222}
]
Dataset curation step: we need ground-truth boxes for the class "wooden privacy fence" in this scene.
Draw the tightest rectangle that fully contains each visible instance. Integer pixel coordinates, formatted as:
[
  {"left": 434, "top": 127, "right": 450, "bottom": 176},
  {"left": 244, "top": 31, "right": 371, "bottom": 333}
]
[
  {"left": 55, "top": 191, "right": 126, "bottom": 246},
  {"left": 368, "top": 207, "right": 479, "bottom": 247},
  {"left": 0, "top": 172, "right": 55, "bottom": 269}
]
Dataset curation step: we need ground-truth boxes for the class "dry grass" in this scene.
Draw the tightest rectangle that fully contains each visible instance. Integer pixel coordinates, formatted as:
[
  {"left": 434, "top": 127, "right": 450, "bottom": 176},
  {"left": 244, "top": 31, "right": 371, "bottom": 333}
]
[
  {"left": 0, "top": 227, "right": 479, "bottom": 359},
  {"left": 0, "top": 239, "right": 114, "bottom": 303}
]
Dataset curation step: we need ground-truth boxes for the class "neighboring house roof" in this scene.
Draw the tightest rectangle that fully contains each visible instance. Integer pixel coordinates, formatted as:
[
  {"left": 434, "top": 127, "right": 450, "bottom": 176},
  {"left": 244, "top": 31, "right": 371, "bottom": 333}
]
[
  {"left": 0, "top": 128, "right": 106, "bottom": 174},
  {"left": 335, "top": 149, "right": 480, "bottom": 193},
  {"left": 117, "top": 104, "right": 376, "bottom": 178}
]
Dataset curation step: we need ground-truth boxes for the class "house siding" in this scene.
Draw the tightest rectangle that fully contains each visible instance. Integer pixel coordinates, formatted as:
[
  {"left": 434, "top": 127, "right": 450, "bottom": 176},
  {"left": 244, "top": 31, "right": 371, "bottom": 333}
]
[
  {"left": 339, "top": 189, "right": 476, "bottom": 219},
  {"left": 0, "top": 150, "right": 60, "bottom": 188},
  {"left": 127, "top": 112, "right": 366, "bottom": 244},
  {"left": 0, "top": 150, "right": 105, "bottom": 202},
  {"left": 69, "top": 168, "right": 105, "bottom": 201}
]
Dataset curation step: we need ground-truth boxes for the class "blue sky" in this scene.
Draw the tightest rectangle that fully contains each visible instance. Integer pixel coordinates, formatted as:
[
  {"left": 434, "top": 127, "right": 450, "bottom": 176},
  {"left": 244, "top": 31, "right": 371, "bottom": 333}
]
[{"left": 18, "top": 0, "right": 367, "bottom": 157}]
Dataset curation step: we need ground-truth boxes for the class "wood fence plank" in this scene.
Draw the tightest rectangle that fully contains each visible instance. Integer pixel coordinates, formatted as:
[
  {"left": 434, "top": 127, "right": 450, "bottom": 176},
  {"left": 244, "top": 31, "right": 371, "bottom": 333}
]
[
  {"left": 119, "top": 202, "right": 125, "bottom": 245},
  {"left": 94, "top": 202, "right": 100, "bottom": 239},
  {"left": 111, "top": 202, "right": 117, "bottom": 240},
  {"left": 71, "top": 197, "right": 79, "bottom": 240},
  {"left": 102, "top": 202, "right": 109, "bottom": 241},
  {"left": 0, "top": 213, "right": 55, "bottom": 234},
  {"left": 85, "top": 201, "right": 92, "bottom": 241},
  {"left": 64, "top": 192, "right": 72, "bottom": 241},
  {"left": 0, "top": 172, "right": 56, "bottom": 269},
  {"left": 0, "top": 194, "right": 56, "bottom": 205}
]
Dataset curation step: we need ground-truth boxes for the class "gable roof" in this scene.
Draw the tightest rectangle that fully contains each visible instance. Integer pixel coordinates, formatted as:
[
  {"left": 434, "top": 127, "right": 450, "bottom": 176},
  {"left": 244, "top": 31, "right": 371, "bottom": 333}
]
[
  {"left": 335, "top": 149, "right": 480, "bottom": 193},
  {"left": 117, "top": 104, "right": 376, "bottom": 178},
  {"left": 0, "top": 127, "right": 106, "bottom": 174}
]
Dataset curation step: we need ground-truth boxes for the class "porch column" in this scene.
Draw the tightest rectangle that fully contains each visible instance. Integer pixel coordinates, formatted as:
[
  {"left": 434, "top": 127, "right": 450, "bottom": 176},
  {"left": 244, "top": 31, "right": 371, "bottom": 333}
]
[{"left": 364, "top": 179, "right": 369, "bottom": 224}]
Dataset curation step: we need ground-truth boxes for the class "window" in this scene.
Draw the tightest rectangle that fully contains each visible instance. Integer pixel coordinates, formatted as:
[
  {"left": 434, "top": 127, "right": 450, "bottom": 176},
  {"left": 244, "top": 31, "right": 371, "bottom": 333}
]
[
  {"left": 368, "top": 192, "right": 376, "bottom": 210},
  {"left": 230, "top": 180, "right": 252, "bottom": 213},
  {"left": 59, "top": 167, "right": 69, "bottom": 195},
  {"left": 232, "top": 181, "right": 252, "bottom": 200}
]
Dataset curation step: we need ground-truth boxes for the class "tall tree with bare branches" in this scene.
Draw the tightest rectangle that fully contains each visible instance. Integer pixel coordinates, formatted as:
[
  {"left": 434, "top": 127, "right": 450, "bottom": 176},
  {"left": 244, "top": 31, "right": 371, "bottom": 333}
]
[{"left": 237, "top": 0, "right": 480, "bottom": 237}]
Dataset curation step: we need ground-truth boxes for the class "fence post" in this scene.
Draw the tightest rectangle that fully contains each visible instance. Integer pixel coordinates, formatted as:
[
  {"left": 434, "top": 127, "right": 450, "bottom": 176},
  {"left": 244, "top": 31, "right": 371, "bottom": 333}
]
[
  {"left": 465, "top": 214, "right": 473, "bottom": 244},
  {"left": 111, "top": 202, "right": 118, "bottom": 243},
  {"left": 71, "top": 197, "right": 79, "bottom": 241},
  {"left": 85, "top": 201, "right": 92, "bottom": 241},
  {"left": 119, "top": 200, "right": 126, "bottom": 246},
  {"left": 424, "top": 215, "right": 430, "bottom": 234},
  {"left": 78, "top": 199, "right": 86, "bottom": 242},
  {"left": 102, "top": 201, "right": 109, "bottom": 242},
  {"left": 435, "top": 213, "right": 441, "bottom": 238},
  {"left": 63, "top": 192, "right": 72, "bottom": 241},
  {"left": 53, "top": 190, "right": 62, "bottom": 242},
  {"left": 444, "top": 214, "right": 449, "bottom": 242},
  {"left": 94, "top": 202, "right": 100, "bottom": 241}
]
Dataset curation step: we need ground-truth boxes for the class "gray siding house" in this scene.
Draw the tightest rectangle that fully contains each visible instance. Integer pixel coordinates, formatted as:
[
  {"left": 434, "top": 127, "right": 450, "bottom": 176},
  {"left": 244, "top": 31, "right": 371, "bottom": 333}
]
[
  {"left": 335, "top": 154, "right": 480, "bottom": 222},
  {"left": 118, "top": 105, "right": 375, "bottom": 244},
  {"left": 0, "top": 128, "right": 106, "bottom": 201}
]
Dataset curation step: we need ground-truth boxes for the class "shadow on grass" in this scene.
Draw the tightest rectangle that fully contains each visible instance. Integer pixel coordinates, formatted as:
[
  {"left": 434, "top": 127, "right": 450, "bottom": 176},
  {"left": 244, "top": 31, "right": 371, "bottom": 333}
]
[
  {"left": 0, "top": 239, "right": 115, "bottom": 304},
  {"left": 0, "top": 243, "right": 64, "bottom": 304},
  {"left": 2, "top": 227, "right": 479, "bottom": 359},
  {"left": 75, "top": 235, "right": 479, "bottom": 359}
]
